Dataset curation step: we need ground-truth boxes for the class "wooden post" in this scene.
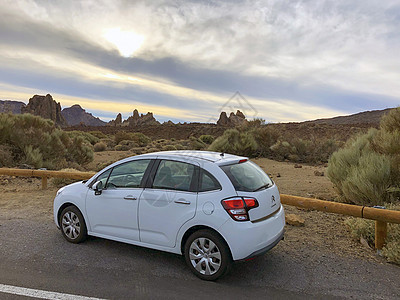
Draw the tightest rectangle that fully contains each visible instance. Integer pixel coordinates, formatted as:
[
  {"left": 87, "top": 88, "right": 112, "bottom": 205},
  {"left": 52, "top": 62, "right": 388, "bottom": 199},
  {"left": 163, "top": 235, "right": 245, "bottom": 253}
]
[
  {"left": 41, "top": 176, "right": 48, "bottom": 190},
  {"left": 375, "top": 220, "right": 387, "bottom": 250}
]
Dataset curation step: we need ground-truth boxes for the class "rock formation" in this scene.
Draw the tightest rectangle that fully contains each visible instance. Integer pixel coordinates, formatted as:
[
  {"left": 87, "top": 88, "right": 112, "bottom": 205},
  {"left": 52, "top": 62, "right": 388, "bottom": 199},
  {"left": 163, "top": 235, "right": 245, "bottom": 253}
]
[
  {"left": 108, "top": 109, "right": 160, "bottom": 127},
  {"left": 21, "top": 94, "right": 68, "bottom": 127},
  {"left": 108, "top": 113, "right": 123, "bottom": 126},
  {"left": 61, "top": 104, "right": 106, "bottom": 126},
  {"left": 217, "top": 110, "right": 247, "bottom": 126},
  {"left": 0, "top": 100, "right": 26, "bottom": 114},
  {"left": 124, "top": 109, "right": 160, "bottom": 126}
]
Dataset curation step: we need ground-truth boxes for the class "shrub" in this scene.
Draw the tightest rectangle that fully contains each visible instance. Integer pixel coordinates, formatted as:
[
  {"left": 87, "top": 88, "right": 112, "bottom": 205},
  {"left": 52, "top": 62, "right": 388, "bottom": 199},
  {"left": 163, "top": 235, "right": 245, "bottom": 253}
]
[
  {"left": 162, "top": 145, "right": 177, "bottom": 151},
  {"left": 380, "top": 107, "right": 400, "bottom": 133},
  {"left": 199, "top": 135, "right": 215, "bottom": 145},
  {"left": 0, "top": 145, "right": 14, "bottom": 167},
  {"left": 328, "top": 122, "right": 400, "bottom": 205},
  {"left": 251, "top": 126, "right": 280, "bottom": 156},
  {"left": 208, "top": 129, "right": 258, "bottom": 157},
  {"left": 189, "top": 136, "right": 207, "bottom": 150},
  {"left": 88, "top": 131, "right": 107, "bottom": 139},
  {"left": 0, "top": 113, "right": 93, "bottom": 169},
  {"left": 114, "top": 131, "right": 151, "bottom": 147},
  {"left": 94, "top": 142, "right": 107, "bottom": 152},
  {"left": 67, "top": 131, "right": 99, "bottom": 145}
]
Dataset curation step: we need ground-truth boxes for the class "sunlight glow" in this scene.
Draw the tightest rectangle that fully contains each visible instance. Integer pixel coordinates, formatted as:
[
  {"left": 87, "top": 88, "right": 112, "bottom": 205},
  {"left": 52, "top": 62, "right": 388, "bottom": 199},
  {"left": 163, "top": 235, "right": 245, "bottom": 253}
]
[{"left": 103, "top": 28, "right": 144, "bottom": 57}]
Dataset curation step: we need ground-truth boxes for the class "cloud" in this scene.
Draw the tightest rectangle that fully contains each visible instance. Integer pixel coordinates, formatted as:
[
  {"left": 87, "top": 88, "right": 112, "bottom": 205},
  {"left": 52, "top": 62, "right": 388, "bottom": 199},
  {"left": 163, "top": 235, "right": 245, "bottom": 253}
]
[{"left": 0, "top": 0, "right": 399, "bottom": 123}]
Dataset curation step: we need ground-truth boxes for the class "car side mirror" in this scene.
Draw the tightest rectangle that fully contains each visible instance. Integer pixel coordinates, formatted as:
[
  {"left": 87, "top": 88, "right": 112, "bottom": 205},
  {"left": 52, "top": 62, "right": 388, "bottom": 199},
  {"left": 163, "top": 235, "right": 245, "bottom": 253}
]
[{"left": 93, "top": 181, "right": 103, "bottom": 195}]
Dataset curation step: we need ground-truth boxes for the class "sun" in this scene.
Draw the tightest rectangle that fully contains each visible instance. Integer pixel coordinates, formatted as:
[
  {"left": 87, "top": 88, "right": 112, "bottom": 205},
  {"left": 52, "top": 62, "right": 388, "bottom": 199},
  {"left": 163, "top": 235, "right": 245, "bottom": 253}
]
[{"left": 103, "top": 28, "right": 144, "bottom": 57}]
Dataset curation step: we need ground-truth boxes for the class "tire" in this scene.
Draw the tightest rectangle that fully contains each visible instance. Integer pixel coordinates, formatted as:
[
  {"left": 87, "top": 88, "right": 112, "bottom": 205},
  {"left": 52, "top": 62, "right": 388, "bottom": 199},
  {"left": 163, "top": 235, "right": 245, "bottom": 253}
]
[
  {"left": 184, "top": 229, "right": 232, "bottom": 281},
  {"left": 59, "top": 206, "right": 87, "bottom": 244}
]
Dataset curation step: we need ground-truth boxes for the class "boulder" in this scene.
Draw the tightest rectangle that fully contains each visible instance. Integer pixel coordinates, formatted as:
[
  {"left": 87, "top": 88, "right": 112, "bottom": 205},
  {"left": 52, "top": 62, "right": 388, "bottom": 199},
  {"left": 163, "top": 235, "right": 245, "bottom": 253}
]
[
  {"left": 21, "top": 94, "right": 68, "bottom": 127},
  {"left": 285, "top": 214, "right": 305, "bottom": 227}
]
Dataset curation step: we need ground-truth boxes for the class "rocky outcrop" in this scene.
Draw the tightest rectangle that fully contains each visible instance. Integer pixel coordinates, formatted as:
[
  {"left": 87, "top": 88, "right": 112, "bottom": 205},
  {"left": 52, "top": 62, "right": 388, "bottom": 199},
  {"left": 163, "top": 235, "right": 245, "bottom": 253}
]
[
  {"left": 21, "top": 94, "right": 68, "bottom": 127},
  {"left": 217, "top": 110, "right": 247, "bottom": 126},
  {"left": 108, "top": 109, "right": 160, "bottom": 127},
  {"left": 62, "top": 104, "right": 106, "bottom": 126},
  {"left": 108, "top": 113, "right": 123, "bottom": 126},
  {"left": 124, "top": 109, "right": 160, "bottom": 126},
  {"left": 0, "top": 100, "right": 26, "bottom": 114}
]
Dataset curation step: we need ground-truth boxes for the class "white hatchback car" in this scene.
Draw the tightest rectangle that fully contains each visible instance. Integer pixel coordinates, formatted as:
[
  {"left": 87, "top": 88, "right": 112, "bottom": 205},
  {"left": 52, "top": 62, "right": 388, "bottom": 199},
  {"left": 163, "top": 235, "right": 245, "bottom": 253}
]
[{"left": 54, "top": 150, "right": 285, "bottom": 280}]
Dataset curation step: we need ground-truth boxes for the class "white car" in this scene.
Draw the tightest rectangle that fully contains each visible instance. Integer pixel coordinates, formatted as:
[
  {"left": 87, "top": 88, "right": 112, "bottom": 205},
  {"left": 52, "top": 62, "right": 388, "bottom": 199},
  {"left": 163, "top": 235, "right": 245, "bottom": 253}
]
[{"left": 54, "top": 150, "right": 285, "bottom": 280}]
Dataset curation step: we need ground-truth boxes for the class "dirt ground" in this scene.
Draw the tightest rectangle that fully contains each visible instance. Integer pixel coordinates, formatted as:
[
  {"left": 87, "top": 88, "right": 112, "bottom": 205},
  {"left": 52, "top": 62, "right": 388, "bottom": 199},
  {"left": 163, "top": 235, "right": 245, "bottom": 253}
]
[{"left": 0, "top": 154, "right": 388, "bottom": 266}]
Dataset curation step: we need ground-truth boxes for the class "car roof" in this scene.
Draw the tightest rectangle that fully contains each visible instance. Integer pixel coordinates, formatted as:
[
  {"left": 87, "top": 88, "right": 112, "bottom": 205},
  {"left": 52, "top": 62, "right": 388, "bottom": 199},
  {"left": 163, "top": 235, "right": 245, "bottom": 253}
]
[{"left": 138, "top": 150, "right": 247, "bottom": 165}]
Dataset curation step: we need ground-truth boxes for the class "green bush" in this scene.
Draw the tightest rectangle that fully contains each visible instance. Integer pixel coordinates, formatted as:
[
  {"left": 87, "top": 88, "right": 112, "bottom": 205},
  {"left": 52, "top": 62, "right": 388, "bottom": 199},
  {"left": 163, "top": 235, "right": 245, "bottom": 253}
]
[
  {"left": 162, "top": 144, "right": 177, "bottom": 151},
  {"left": 0, "top": 113, "right": 93, "bottom": 169},
  {"left": 94, "top": 142, "right": 107, "bottom": 152},
  {"left": 0, "top": 145, "right": 14, "bottom": 167},
  {"left": 189, "top": 136, "right": 207, "bottom": 150},
  {"left": 67, "top": 131, "right": 99, "bottom": 145},
  {"left": 251, "top": 126, "right": 280, "bottom": 156},
  {"left": 380, "top": 107, "right": 400, "bottom": 133},
  {"left": 88, "top": 131, "right": 107, "bottom": 139},
  {"left": 328, "top": 119, "right": 400, "bottom": 205},
  {"left": 208, "top": 129, "right": 258, "bottom": 157},
  {"left": 199, "top": 135, "right": 215, "bottom": 145},
  {"left": 114, "top": 131, "right": 151, "bottom": 147}
]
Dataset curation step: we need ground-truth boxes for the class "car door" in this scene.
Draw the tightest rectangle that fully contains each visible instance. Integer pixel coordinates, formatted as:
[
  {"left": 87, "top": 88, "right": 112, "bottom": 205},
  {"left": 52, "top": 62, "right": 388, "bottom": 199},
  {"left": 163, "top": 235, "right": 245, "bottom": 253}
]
[
  {"left": 138, "top": 159, "right": 198, "bottom": 248},
  {"left": 85, "top": 159, "right": 152, "bottom": 241}
]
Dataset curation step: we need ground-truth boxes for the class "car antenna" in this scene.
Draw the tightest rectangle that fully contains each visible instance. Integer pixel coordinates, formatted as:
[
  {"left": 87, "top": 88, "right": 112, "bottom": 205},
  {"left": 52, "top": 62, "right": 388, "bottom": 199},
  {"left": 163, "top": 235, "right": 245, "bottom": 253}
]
[{"left": 220, "top": 152, "right": 224, "bottom": 157}]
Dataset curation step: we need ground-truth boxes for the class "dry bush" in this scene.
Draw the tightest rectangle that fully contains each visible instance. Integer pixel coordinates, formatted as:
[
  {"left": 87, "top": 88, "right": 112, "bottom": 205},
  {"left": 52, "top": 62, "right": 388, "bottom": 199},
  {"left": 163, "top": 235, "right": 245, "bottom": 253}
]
[
  {"left": 0, "top": 144, "right": 14, "bottom": 167},
  {"left": 189, "top": 136, "right": 207, "bottom": 150},
  {"left": 199, "top": 135, "right": 215, "bottom": 145},
  {"left": 162, "top": 144, "right": 177, "bottom": 151},
  {"left": 209, "top": 129, "right": 258, "bottom": 157},
  {"left": 114, "top": 131, "right": 151, "bottom": 147},
  {"left": 328, "top": 111, "right": 400, "bottom": 205},
  {"left": 94, "top": 142, "right": 107, "bottom": 152},
  {"left": 88, "top": 131, "right": 107, "bottom": 139},
  {"left": 0, "top": 113, "right": 93, "bottom": 169}
]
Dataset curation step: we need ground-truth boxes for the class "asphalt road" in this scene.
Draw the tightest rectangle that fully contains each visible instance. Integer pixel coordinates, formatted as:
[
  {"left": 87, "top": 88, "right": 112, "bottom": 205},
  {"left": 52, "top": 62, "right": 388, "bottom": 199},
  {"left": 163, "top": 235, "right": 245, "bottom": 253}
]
[{"left": 0, "top": 211, "right": 399, "bottom": 299}]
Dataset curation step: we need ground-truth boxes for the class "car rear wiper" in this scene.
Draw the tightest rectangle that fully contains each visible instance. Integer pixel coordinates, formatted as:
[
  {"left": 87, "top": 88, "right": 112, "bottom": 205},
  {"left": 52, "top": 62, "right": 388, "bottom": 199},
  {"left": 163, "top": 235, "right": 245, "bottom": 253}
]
[{"left": 253, "top": 183, "right": 272, "bottom": 192}]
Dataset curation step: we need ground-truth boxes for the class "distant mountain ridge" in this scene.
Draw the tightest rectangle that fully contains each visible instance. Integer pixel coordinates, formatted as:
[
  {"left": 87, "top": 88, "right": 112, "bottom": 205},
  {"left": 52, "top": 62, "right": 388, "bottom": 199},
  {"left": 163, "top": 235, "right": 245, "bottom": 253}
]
[
  {"left": 0, "top": 100, "right": 26, "bottom": 114},
  {"left": 306, "top": 108, "right": 393, "bottom": 126},
  {"left": 61, "top": 104, "right": 106, "bottom": 126},
  {"left": 0, "top": 96, "right": 395, "bottom": 127}
]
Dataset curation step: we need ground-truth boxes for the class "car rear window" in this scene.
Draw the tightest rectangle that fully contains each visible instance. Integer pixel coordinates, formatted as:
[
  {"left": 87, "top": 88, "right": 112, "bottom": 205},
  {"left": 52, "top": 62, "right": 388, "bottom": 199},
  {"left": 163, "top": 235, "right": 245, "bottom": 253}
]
[{"left": 220, "top": 161, "right": 273, "bottom": 192}]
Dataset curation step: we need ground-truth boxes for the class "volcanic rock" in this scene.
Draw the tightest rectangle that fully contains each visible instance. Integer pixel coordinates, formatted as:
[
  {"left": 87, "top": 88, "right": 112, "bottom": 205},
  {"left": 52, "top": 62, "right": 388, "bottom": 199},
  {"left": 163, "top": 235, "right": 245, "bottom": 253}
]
[
  {"left": 285, "top": 214, "right": 305, "bottom": 227},
  {"left": 62, "top": 104, "right": 106, "bottom": 126},
  {"left": 109, "top": 113, "right": 123, "bottom": 126},
  {"left": 124, "top": 109, "right": 160, "bottom": 126},
  {"left": 217, "top": 110, "right": 247, "bottom": 126},
  {"left": 21, "top": 94, "right": 68, "bottom": 127}
]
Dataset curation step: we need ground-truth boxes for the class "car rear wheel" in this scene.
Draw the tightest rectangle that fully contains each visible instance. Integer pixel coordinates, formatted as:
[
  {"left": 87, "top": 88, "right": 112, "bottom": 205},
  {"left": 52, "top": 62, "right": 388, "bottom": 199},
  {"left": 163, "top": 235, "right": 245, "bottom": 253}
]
[
  {"left": 60, "top": 206, "right": 87, "bottom": 243},
  {"left": 184, "top": 229, "right": 232, "bottom": 280}
]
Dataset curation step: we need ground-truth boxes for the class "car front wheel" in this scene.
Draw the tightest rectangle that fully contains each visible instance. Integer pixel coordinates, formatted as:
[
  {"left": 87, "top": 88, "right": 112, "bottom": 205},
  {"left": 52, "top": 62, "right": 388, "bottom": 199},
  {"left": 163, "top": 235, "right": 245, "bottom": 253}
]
[
  {"left": 184, "top": 229, "right": 232, "bottom": 280},
  {"left": 60, "top": 206, "right": 87, "bottom": 243}
]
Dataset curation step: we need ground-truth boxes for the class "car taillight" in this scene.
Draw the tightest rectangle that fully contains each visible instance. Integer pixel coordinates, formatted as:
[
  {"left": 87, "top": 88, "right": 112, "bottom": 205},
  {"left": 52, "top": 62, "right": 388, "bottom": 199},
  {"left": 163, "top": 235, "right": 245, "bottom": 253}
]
[{"left": 221, "top": 197, "right": 259, "bottom": 221}]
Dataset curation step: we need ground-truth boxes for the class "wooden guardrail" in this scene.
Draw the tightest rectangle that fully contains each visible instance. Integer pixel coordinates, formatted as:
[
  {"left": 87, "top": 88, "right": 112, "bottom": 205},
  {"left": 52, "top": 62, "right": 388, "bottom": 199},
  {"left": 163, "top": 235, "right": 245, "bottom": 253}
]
[
  {"left": 0, "top": 168, "right": 399, "bottom": 250},
  {"left": 280, "top": 194, "right": 400, "bottom": 250},
  {"left": 0, "top": 168, "right": 95, "bottom": 189}
]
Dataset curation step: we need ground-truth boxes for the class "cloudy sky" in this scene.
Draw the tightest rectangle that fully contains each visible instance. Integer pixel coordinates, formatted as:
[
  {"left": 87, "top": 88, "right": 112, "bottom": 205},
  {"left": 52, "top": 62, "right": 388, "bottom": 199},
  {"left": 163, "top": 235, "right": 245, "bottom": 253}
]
[{"left": 0, "top": 0, "right": 399, "bottom": 123}]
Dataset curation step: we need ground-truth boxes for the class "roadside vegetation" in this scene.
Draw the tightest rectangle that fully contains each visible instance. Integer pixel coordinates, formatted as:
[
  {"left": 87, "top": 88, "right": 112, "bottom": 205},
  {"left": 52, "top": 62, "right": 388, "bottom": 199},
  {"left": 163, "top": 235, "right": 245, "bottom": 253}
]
[
  {"left": 0, "top": 113, "right": 94, "bottom": 170},
  {"left": 327, "top": 107, "right": 400, "bottom": 264}
]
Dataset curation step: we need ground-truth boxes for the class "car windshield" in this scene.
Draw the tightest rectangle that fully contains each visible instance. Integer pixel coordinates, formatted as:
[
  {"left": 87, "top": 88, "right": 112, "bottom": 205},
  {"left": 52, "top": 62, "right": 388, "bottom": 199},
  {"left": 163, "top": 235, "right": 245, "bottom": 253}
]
[{"left": 220, "top": 161, "right": 273, "bottom": 192}]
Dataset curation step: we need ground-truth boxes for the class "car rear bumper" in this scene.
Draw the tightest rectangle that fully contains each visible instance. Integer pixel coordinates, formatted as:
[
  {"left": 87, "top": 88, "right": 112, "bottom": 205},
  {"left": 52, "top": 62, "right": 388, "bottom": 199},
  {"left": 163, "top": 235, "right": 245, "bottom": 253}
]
[{"left": 218, "top": 204, "right": 285, "bottom": 260}]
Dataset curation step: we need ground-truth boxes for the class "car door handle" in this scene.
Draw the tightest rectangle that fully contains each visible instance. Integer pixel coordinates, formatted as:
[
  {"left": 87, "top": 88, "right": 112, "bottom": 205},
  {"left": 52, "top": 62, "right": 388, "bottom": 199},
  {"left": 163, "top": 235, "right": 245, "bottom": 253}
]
[
  {"left": 124, "top": 195, "right": 137, "bottom": 200},
  {"left": 174, "top": 200, "right": 191, "bottom": 205}
]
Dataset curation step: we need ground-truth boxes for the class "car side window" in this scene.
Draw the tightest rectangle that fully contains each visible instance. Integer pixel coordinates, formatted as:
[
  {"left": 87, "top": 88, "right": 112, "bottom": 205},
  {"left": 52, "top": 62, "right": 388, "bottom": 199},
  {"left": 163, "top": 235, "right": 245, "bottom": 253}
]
[
  {"left": 153, "top": 160, "right": 195, "bottom": 192},
  {"left": 93, "top": 168, "right": 111, "bottom": 188},
  {"left": 199, "top": 169, "right": 221, "bottom": 192},
  {"left": 106, "top": 159, "right": 151, "bottom": 189}
]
